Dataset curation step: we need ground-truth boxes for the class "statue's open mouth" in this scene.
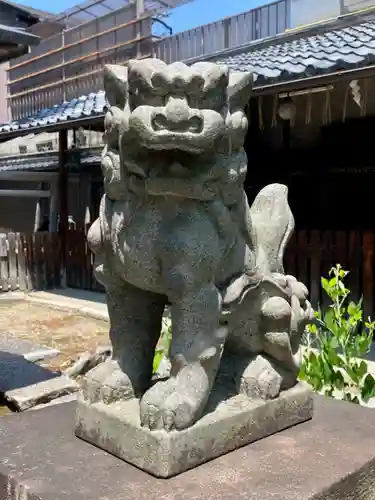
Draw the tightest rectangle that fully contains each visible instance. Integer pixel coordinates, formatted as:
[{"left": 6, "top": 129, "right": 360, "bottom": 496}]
[{"left": 151, "top": 114, "right": 203, "bottom": 134}]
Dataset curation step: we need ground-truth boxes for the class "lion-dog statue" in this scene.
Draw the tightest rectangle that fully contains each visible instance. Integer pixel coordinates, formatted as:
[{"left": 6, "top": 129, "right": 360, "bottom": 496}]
[{"left": 84, "top": 58, "right": 313, "bottom": 432}]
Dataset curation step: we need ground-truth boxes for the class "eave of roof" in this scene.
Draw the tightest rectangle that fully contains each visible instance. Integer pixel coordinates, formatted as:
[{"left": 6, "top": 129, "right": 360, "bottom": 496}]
[
  {"left": 0, "top": 153, "right": 58, "bottom": 172},
  {"left": 0, "top": 23, "right": 40, "bottom": 46},
  {"left": 0, "top": 148, "right": 101, "bottom": 172}
]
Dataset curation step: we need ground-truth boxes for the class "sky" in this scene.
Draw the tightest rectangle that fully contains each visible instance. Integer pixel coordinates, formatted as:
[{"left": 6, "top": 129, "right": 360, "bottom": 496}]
[
  {"left": 157, "top": 0, "right": 275, "bottom": 34},
  {"left": 14, "top": 0, "right": 275, "bottom": 34}
]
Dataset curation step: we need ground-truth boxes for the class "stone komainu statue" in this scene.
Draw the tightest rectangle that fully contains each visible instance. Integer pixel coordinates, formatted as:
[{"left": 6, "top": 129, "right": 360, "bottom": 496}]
[{"left": 84, "top": 58, "right": 313, "bottom": 432}]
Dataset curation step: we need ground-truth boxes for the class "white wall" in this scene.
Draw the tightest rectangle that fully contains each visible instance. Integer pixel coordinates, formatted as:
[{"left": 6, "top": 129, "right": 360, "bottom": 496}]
[
  {"left": 290, "top": 0, "right": 375, "bottom": 28},
  {"left": 343, "top": 0, "right": 375, "bottom": 12},
  {"left": 290, "top": 0, "right": 341, "bottom": 28}
]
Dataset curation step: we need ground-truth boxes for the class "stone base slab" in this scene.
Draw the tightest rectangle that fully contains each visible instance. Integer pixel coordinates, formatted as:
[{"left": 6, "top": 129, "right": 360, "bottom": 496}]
[
  {"left": 1, "top": 396, "right": 375, "bottom": 499},
  {"left": 75, "top": 382, "right": 313, "bottom": 478}
]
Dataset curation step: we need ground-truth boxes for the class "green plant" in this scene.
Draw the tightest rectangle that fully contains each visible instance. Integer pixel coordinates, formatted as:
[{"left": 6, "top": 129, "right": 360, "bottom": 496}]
[
  {"left": 153, "top": 313, "right": 172, "bottom": 374},
  {"left": 299, "top": 264, "right": 375, "bottom": 404}
]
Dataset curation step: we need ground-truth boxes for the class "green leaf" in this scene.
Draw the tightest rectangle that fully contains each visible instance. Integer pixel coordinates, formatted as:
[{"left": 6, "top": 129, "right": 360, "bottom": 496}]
[
  {"left": 329, "top": 336, "right": 339, "bottom": 349},
  {"left": 361, "top": 374, "right": 375, "bottom": 402},
  {"left": 348, "top": 301, "right": 359, "bottom": 316},
  {"left": 298, "top": 362, "right": 307, "bottom": 381},
  {"left": 328, "top": 277, "right": 337, "bottom": 288},
  {"left": 311, "top": 375, "right": 324, "bottom": 392},
  {"left": 153, "top": 349, "right": 164, "bottom": 374},
  {"left": 319, "top": 355, "right": 332, "bottom": 385},
  {"left": 323, "top": 309, "right": 337, "bottom": 335},
  {"left": 356, "top": 334, "right": 372, "bottom": 357},
  {"left": 339, "top": 269, "right": 348, "bottom": 279},
  {"left": 333, "top": 370, "right": 345, "bottom": 390},
  {"left": 346, "top": 364, "right": 360, "bottom": 384},
  {"left": 352, "top": 360, "right": 368, "bottom": 379},
  {"left": 321, "top": 277, "right": 330, "bottom": 294},
  {"left": 306, "top": 323, "right": 318, "bottom": 335}
]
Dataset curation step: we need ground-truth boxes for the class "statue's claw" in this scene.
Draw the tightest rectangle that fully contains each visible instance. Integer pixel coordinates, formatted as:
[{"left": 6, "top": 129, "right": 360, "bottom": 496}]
[
  {"left": 82, "top": 360, "right": 135, "bottom": 404},
  {"left": 140, "top": 364, "right": 210, "bottom": 432}
]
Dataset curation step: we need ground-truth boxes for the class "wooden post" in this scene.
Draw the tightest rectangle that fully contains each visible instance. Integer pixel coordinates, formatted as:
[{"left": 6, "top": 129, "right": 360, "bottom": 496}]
[
  {"left": 34, "top": 199, "right": 42, "bottom": 233},
  {"left": 84, "top": 173, "right": 92, "bottom": 233},
  {"left": 77, "top": 171, "right": 91, "bottom": 231},
  {"left": 33, "top": 183, "right": 43, "bottom": 232},
  {"left": 136, "top": 0, "right": 144, "bottom": 58},
  {"left": 58, "top": 129, "right": 68, "bottom": 287},
  {"left": 363, "top": 231, "right": 374, "bottom": 322},
  {"left": 49, "top": 180, "right": 58, "bottom": 232}
]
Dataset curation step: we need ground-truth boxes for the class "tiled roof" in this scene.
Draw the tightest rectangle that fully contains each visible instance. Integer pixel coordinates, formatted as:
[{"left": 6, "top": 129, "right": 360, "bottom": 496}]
[
  {"left": 214, "top": 19, "right": 375, "bottom": 85},
  {"left": 0, "top": 154, "right": 58, "bottom": 172},
  {"left": 79, "top": 153, "right": 101, "bottom": 164},
  {"left": 0, "top": 150, "right": 101, "bottom": 172},
  {"left": 0, "top": 91, "right": 107, "bottom": 134}
]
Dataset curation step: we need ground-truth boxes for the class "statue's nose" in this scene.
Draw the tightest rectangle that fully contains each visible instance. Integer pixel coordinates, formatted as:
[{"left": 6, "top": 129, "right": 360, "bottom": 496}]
[{"left": 164, "top": 96, "right": 190, "bottom": 124}]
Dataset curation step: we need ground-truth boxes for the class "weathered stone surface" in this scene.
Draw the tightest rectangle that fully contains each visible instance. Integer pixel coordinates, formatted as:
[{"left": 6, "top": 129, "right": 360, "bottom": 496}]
[
  {"left": 1, "top": 396, "right": 375, "bottom": 500},
  {"left": 64, "top": 346, "right": 111, "bottom": 379},
  {"left": 5, "top": 375, "right": 78, "bottom": 411},
  {"left": 76, "top": 382, "right": 312, "bottom": 478},
  {"left": 30, "top": 392, "right": 78, "bottom": 411},
  {"left": 0, "top": 351, "right": 58, "bottom": 394},
  {"left": 24, "top": 348, "right": 61, "bottom": 363}
]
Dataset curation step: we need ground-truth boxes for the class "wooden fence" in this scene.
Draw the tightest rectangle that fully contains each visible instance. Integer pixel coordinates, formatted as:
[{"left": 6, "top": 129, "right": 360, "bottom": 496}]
[
  {"left": 1, "top": 229, "right": 375, "bottom": 320},
  {"left": 0, "top": 232, "right": 61, "bottom": 292},
  {"left": 284, "top": 230, "right": 375, "bottom": 319},
  {"left": 66, "top": 229, "right": 104, "bottom": 293}
]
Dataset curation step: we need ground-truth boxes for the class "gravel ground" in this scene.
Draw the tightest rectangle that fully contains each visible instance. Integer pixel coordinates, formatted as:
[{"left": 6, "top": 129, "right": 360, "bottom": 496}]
[{"left": 0, "top": 301, "right": 109, "bottom": 373}]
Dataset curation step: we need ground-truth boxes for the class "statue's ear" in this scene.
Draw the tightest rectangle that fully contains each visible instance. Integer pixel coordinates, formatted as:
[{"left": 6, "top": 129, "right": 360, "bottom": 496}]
[
  {"left": 103, "top": 65, "right": 128, "bottom": 109},
  {"left": 227, "top": 71, "right": 253, "bottom": 110}
]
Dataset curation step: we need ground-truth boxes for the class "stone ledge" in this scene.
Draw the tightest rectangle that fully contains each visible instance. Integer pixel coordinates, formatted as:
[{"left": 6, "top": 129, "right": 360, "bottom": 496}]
[
  {"left": 76, "top": 382, "right": 313, "bottom": 478},
  {"left": 5, "top": 376, "right": 79, "bottom": 411}
]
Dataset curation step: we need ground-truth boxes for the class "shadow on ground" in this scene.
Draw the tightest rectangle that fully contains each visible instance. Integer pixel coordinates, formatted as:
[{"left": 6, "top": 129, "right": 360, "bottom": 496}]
[{"left": 0, "top": 350, "right": 58, "bottom": 394}]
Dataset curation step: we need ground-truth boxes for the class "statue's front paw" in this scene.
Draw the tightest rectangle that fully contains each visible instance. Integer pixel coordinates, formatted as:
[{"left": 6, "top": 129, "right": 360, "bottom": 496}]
[
  {"left": 140, "top": 364, "right": 210, "bottom": 432},
  {"left": 140, "top": 378, "right": 178, "bottom": 431},
  {"left": 82, "top": 360, "right": 135, "bottom": 404}
]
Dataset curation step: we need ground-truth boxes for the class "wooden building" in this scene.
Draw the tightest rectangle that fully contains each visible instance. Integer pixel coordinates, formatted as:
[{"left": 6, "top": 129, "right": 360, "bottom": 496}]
[{"left": 205, "top": 8, "right": 375, "bottom": 317}]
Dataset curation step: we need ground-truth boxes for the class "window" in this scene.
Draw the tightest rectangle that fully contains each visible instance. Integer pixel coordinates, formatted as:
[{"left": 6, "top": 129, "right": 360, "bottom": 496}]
[
  {"left": 36, "top": 141, "right": 54, "bottom": 152},
  {"left": 18, "top": 145, "right": 27, "bottom": 154}
]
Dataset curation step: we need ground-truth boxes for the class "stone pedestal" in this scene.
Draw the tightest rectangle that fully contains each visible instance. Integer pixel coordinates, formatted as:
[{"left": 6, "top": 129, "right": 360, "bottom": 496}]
[
  {"left": 1, "top": 396, "right": 375, "bottom": 500},
  {"left": 75, "top": 382, "right": 313, "bottom": 478}
]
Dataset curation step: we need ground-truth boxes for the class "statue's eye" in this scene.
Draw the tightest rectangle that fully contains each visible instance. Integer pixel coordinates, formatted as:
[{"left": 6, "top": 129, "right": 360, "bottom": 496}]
[{"left": 130, "top": 85, "right": 165, "bottom": 108}]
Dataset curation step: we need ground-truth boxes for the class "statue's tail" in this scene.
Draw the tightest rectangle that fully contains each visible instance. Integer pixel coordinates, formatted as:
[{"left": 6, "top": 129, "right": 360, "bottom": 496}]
[{"left": 249, "top": 183, "right": 294, "bottom": 275}]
